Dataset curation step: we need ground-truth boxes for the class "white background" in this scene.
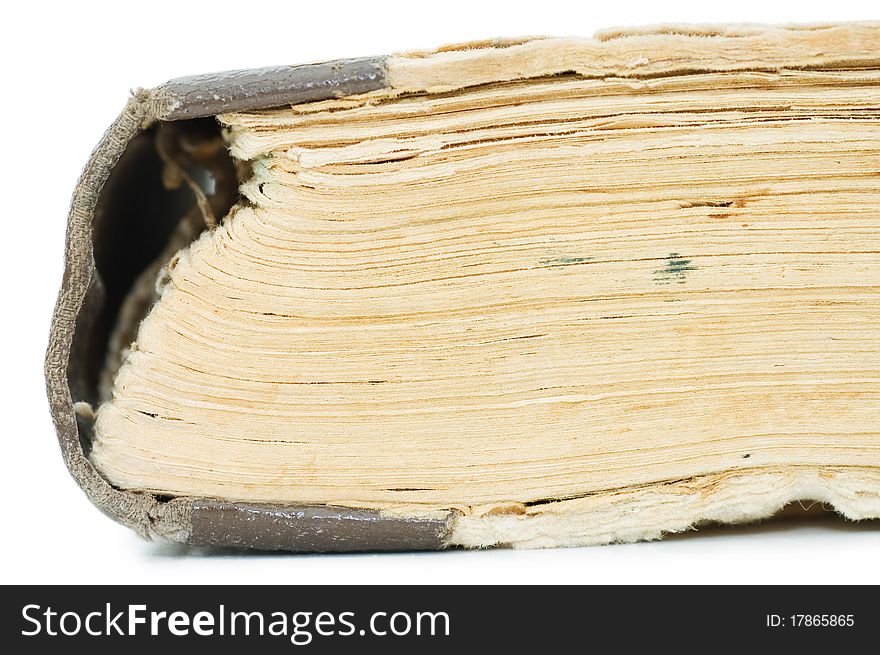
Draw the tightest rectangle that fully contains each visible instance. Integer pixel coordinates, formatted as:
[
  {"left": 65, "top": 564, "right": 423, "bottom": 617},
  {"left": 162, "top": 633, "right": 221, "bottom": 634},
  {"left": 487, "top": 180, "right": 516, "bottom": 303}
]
[{"left": 2, "top": 0, "right": 878, "bottom": 584}]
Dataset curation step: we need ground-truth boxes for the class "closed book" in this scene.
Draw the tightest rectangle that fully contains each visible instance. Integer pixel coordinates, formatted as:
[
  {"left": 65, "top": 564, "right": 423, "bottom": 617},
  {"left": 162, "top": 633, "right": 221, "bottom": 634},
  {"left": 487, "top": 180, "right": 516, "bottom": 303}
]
[{"left": 47, "top": 23, "right": 880, "bottom": 550}]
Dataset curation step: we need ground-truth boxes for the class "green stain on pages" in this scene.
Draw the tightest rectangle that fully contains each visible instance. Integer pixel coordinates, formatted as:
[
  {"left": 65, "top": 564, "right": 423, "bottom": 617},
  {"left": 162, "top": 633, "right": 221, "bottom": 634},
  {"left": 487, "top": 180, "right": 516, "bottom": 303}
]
[
  {"left": 654, "top": 253, "right": 696, "bottom": 284},
  {"left": 540, "top": 256, "right": 594, "bottom": 267}
]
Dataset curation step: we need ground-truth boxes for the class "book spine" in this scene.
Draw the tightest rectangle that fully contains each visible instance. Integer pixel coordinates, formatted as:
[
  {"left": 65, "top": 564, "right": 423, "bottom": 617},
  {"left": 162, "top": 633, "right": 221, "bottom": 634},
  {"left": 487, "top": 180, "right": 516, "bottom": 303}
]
[{"left": 47, "top": 56, "right": 457, "bottom": 550}]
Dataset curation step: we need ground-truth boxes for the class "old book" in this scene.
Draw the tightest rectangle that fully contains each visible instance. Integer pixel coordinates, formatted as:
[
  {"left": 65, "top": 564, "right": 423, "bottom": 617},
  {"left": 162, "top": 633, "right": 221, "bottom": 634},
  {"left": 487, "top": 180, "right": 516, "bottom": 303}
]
[{"left": 48, "top": 23, "right": 880, "bottom": 551}]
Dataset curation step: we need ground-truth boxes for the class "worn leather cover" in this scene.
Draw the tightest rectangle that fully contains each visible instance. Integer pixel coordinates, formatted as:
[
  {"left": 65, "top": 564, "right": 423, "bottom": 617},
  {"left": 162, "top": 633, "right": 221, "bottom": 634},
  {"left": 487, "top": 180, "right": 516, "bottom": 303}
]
[{"left": 45, "top": 57, "right": 454, "bottom": 551}]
